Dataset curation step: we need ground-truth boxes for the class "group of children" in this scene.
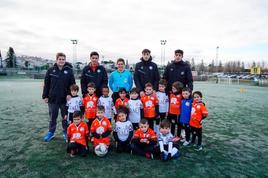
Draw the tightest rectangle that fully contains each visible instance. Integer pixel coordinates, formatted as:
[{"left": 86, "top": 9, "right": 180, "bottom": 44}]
[{"left": 65, "top": 79, "right": 208, "bottom": 161}]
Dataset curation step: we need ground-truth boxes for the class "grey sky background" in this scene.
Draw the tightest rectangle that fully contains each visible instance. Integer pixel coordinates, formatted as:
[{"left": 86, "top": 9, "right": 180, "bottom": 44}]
[{"left": 0, "top": 0, "right": 268, "bottom": 65}]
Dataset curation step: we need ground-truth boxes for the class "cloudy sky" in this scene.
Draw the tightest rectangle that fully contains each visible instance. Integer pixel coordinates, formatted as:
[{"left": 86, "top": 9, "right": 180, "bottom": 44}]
[{"left": 0, "top": 0, "right": 268, "bottom": 65}]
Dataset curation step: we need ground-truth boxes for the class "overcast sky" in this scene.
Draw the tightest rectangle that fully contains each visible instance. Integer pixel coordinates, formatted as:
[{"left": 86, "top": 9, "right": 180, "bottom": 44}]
[{"left": 0, "top": 0, "right": 268, "bottom": 65}]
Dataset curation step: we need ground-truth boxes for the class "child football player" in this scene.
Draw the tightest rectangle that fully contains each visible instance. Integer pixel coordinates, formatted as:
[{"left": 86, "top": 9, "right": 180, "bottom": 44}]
[
  {"left": 156, "top": 119, "right": 180, "bottom": 161},
  {"left": 167, "top": 81, "right": 183, "bottom": 136},
  {"left": 189, "top": 91, "right": 208, "bottom": 151},
  {"left": 128, "top": 87, "right": 143, "bottom": 130},
  {"left": 113, "top": 106, "right": 133, "bottom": 153},
  {"left": 98, "top": 85, "right": 114, "bottom": 123},
  {"left": 90, "top": 106, "right": 112, "bottom": 153},
  {"left": 114, "top": 88, "right": 129, "bottom": 120},
  {"left": 141, "top": 83, "right": 159, "bottom": 129},
  {"left": 131, "top": 119, "right": 157, "bottom": 159},
  {"left": 67, "top": 111, "right": 89, "bottom": 157},
  {"left": 156, "top": 79, "right": 169, "bottom": 134},
  {"left": 82, "top": 82, "right": 98, "bottom": 130},
  {"left": 179, "top": 87, "right": 192, "bottom": 146}
]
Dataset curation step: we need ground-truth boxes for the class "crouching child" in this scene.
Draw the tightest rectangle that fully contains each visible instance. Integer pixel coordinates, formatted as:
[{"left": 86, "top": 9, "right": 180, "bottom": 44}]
[
  {"left": 131, "top": 119, "right": 157, "bottom": 159},
  {"left": 156, "top": 119, "right": 180, "bottom": 161},
  {"left": 90, "top": 106, "right": 112, "bottom": 156},
  {"left": 67, "top": 111, "right": 89, "bottom": 157},
  {"left": 113, "top": 106, "right": 133, "bottom": 153}
]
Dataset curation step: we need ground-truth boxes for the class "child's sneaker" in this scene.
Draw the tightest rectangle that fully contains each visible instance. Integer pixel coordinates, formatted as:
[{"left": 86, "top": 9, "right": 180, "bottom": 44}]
[
  {"left": 183, "top": 141, "right": 190, "bottom": 146},
  {"left": 70, "top": 150, "right": 75, "bottom": 157},
  {"left": 195, "top": 145, "right": 203, "bottom": 151},
  {"left": 180, "top": 138, "right": 186, "bottom": 143},
  {"left": 44, "top": 132, "right": 55, "bottom": 142}
]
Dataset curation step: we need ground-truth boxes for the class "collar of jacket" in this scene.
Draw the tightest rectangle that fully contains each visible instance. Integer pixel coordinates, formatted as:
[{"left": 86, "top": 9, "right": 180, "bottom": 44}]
[
  {"left": 53, "top": 62, "right": 73, "bottom": 70},
  {"left": 89, "top": 62, "right": 99, "bottom": 72},
  {"left": 172, "top": 60, "right": 184, "bottom": 65},
  {"left": 140, "top": 56, "right": 152, "bottom": 64}
]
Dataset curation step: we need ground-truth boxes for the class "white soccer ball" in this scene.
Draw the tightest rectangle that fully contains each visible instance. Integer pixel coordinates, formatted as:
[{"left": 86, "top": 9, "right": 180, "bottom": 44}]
[{"left": 94, "top": 143, "right": 108, "bottom": 157}]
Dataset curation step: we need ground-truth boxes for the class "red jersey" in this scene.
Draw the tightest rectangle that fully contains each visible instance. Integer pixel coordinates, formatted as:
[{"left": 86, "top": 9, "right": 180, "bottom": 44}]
[
  {"left": 189, "top": 101, "right": 208, "bottom": 128},
  {"left": 115, "top": 98, "right": 129, "bottom": 110},
  {"left": 133, "top": 128, "right": 157, "bottom": 142},
  {"left": 141, "top": 95, "right": 159, "bottom": 118},
  {"left": 83, "top": 94, "right": 98, "bottom": 119},
  {"left": 169, "top": 93, "right": 182, "bottom": 115},
  {"left": 90, "top": 117, "right": 112, "bottom": 146},
  {"left": 67, "top": 122, "right": 89, "bottom": 146}
]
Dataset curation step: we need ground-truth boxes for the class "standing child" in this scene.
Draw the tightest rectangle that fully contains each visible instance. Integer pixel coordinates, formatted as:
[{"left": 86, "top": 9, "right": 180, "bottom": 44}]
[
  {"left": 156, "top": 79, "right": 169, "bottom": 134},
  {"left": 167, "top": 81, "right": 183, "bottom": 136},
  {"left": 189, "top": 91, "right": 208, "bottom": 151},
  {"left": 156, "top": 119, "right": 180, "bottom": 161},
  {"left": 141, "top": 83, "right": 159, "bottom": 129},
  {"left": 82, "top": 82, "right": 98, "bottom": 130},
  {"left": 114, "top": 88, "right": 129, "bottom": 120},
  {"left": 67, "top": 111, "right": 89, "bottom": 157},
  {"left": 90, "top": 106, "right": 112, "bottom": 153},
  {"left": 98, "top": 86, "right": 114, "bottom": 123},
  {"left": 131, "top": 119, "right": 157, "bottom": 159},
  {"left": 113, "top": 106, "right": 133, "bottom": 153},
  {"left": 179, "top": 87, "right": 192, "bottom": 146},
  {"left": 65, "top": 84, "right": 83, "bottom": 124},
  {"left": 128, "top": 88, "right": 143, "bottom": 130}
]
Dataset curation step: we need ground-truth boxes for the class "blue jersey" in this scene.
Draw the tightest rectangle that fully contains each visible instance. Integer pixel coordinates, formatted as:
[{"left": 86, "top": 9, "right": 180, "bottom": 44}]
[
  {"left": 109, "top": 70, "right": 133, "bottom": 92},
  {"left": 179, "top": 98, "right": 192, "bottom": 124}
]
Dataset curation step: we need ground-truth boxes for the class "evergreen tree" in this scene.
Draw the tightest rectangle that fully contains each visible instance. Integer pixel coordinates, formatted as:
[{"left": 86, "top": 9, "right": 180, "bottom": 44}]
[{"left": 5, "top": 47, "right": 17, "bottom": 68}]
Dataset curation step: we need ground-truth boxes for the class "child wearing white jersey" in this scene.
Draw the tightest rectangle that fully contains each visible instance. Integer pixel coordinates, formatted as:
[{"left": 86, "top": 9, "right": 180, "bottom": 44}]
[
  {"left": 155, "top": 79, "right": 169, "bottom": 135},
  {"left": 113, "top": 106, "right": 133, "bottom": 153},
  {"left": 128, "top": 88, "right": 143, "bottom": 130},
  {"left": 97, "top": 86, "right": 114, "bottom": 123}
]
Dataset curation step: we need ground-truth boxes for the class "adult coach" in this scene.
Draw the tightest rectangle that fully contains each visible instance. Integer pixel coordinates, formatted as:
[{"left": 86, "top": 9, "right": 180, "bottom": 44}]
[
  {"left": 80, "top": 51, "right": 108, "bottom": 97},
  {"left": 42, "top": 52, "right": 75, "bottom": 142},
  {"left": 134, "top": 49, "right": 160, "bottom": 96},
  {"left": 163, "top": 49, "right": 193, "bottom": 92},
  {"left": 109, "top": 58, "right": 133, "bottom": 102}
]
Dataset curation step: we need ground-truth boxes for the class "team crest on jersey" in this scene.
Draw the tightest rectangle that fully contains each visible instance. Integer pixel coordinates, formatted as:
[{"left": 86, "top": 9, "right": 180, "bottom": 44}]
[
  {"left": 97, "top": 69, "right": 101, "bottom": 73},
  {"left": 150, "top": 97, "right": 154, "bottom": 100},
  {"left": 88, "top": 70, "right": 91, "bottom": 73},
  {"left": 64, "top": 70, "right": 68, "bottom": 74},
  {"left": 96, "top": 126, "right": 105, "bottom": 134},
  {"left": 181, "top": 71, "right": 185, "bottom": 75},
  {"left": 93, "top": 98, "right": 97, "bottom": 101},
  {"left": 171, "top": 98, "right": 177, "bottom": 104},
  {"left": 145, "top": 101, "right": 152, "bottom": 107},
  {"left": 80, "top": 127, "right": 85, "bottom": 132},
  {"left": 186, "top": 102, "right": 190, "bottom": 106},
  {"left": 87, "top": 101, "right": 94, "bottom": 107},
  {"left": 170, "top": 68, "right": 174, "bottom": 71},
  {"left": 197, "top": 105, "right": 201, "bottom": 109},
  {"left": 124, "top": 78, "right": 128, "bottom": 83},
  {"left": 102, "top": 121, "right": 107, "bottom": 126},
  {"left": 141, "top": 66, "right": 143, "bottom": 70},
  {"left": 53, "top": 69, "right": 56, "bottom": 73},
  {"left": 149, "top": 66, "right": 153, "bottom": 70}
]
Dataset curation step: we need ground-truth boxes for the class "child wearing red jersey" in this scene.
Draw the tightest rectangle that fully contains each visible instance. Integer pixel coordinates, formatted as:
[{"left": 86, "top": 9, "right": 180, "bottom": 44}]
[
  {"left": 114, "top": 88, "right": 129, "bottom": 120},
  {"left": 130, "top": 119, "right": 157, "bottom": 159},
  {"left": 167, "top": 81, "right": 183, "bottom": 136},
  {"left": 82, "top": 82, "right": 98, "bottom": 130},
  {"left": 141, "top": 83, "right": 159, "bottom": 129},
  {"left": 67, "top": 111, "right": 89, "bottom": 157},
  {"left": 189, "top": 91, "right": 208, "bottom": 151},
  {"left": 90, "top": 106, "right": 112, "bottom": 151}
]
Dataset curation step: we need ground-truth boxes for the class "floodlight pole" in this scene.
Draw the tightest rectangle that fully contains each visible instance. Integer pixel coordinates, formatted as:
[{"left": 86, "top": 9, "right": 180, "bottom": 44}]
[
  {"left": 160, "top": 40, "right": 167, "bottom": 66},
  {"left": 71, "top": 40, "right": 78, "bottom": 68}
]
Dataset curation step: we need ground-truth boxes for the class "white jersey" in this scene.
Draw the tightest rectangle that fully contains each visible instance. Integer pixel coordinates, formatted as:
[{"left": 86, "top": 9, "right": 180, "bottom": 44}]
[
  {"left": 156, "top": 91, "right": 169, "bottom": 113},
  {"left": 128, "top": 99, "right": 143, "bottom": 124},
  {"left": 114, "top": 120, "right": 133, "bottom": 141},
  {"left": 98, "top": 96, "right": 114, "bottom": 119},
  {"left": 158, "top": 132, "right": 174, "bottom": 145},
  {"left": 66, "top": 96, "right": 82, "bottom": 113}
]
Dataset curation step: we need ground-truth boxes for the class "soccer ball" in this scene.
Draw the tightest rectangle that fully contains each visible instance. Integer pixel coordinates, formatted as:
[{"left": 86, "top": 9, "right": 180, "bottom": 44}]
[{"left": 94, "top": 143, "right": 108, "bottom": 157}]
